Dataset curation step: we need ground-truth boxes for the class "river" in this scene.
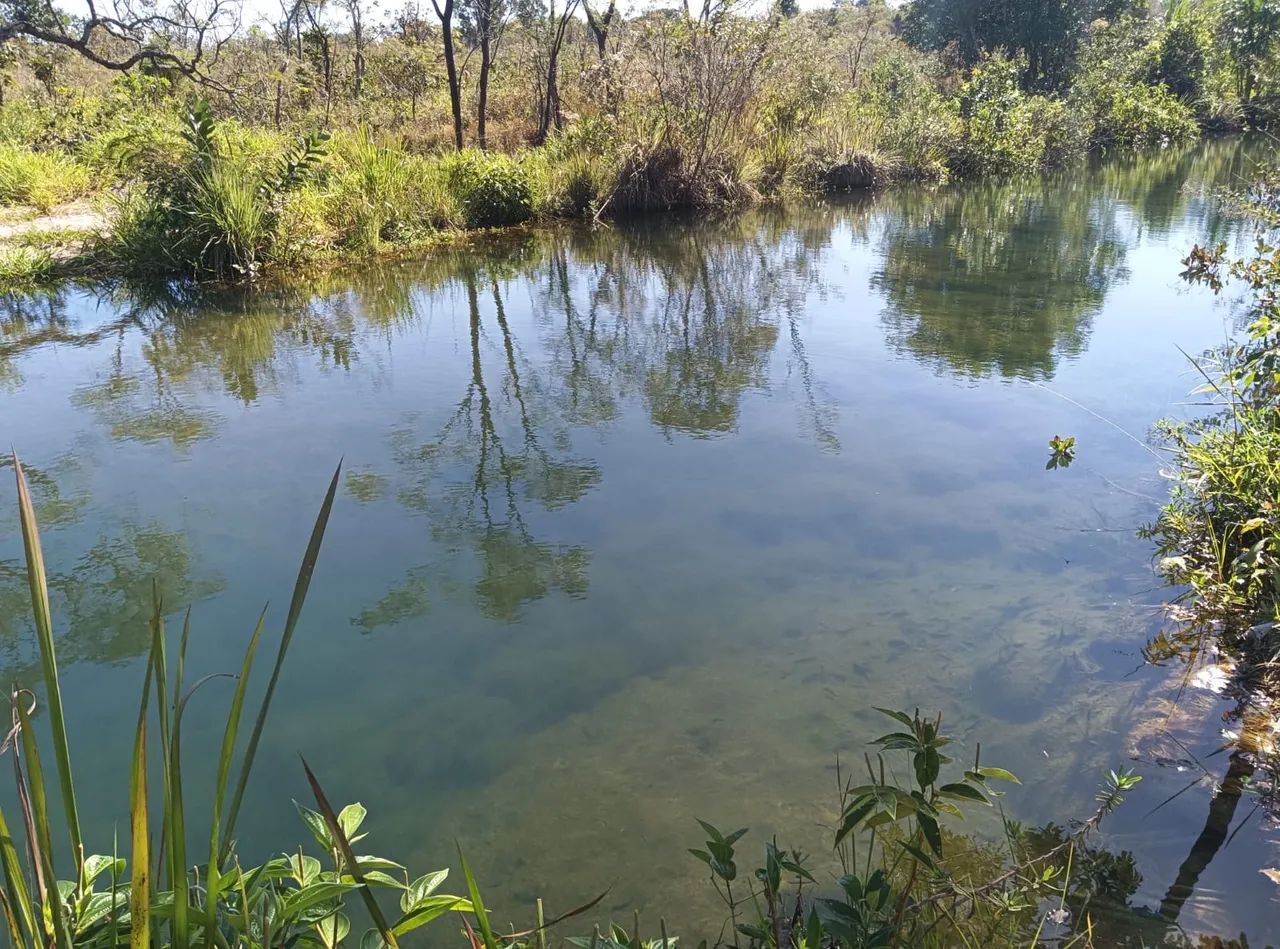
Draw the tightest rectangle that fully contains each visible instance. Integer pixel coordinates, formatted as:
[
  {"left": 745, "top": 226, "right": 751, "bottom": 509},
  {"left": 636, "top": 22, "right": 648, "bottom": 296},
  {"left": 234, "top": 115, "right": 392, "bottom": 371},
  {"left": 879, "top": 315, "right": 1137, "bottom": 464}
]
[{"left": 2, "top": 137, "right": 1278, "bottom": 944}]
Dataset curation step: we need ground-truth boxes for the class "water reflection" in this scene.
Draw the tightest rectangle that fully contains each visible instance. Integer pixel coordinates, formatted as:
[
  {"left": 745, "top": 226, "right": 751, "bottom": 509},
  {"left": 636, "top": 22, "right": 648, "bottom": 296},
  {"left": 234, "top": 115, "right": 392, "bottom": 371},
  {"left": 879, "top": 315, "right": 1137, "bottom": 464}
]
[
  {"left": 0, "top": 455, "right": 221, "bottom": 669},
  {"left": 874, "top": 179, "right": 1127, "bottom": 380},
  {"left": 0, "top": 136, "right": 1275, "bottom": 944}
]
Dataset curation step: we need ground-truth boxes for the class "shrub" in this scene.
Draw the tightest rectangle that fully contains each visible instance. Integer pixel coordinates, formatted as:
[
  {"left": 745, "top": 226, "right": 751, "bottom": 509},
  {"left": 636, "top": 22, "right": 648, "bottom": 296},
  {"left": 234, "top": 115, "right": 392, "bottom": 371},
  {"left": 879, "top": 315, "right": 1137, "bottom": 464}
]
[
  {"left": 108, "top": 101, "right": 328, "bottom": 279},
  {"left": 1086, "top": 80, "right": 1200, "bottom": 148},
  {"left": 528, "top": 151, "right": 608, "bottom": 217},
  {"left": 0, "top": 144, "right": 90, "bottom": 211},
  {"left": 860, "top": 51, "right": 959, "bottom": 180},
  {"left": 949, "top": 54, "right": 1064, "bottom": 177},
  {"left": 1156, "top": 18, "right": 1208, "bottom": 102},
  {"left": 441, "top": 150, "right": 535, "bottom": 228}
]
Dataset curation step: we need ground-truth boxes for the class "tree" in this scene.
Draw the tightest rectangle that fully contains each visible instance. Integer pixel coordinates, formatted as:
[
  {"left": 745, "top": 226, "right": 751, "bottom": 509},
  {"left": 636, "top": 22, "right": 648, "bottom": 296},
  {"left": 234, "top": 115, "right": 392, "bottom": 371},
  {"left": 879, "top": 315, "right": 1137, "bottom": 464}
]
[
  {"left": 581, "top": 0, "right": 617, "bottom": 111},
  {"left": 298, "top": 0, "right": 335, "bottom": 115},
  {"left": 460, "top": 0, "right": 511, "bottom": 148},
  {"left": 430, "top": 0, "right": 464, "bottom": 148},
  {"left": 901, "top": 0, "right": 1133, "bottom": 89},
  {"left": 1221, "top": 0, "right": 1280, "bottom": 107},
  {"left": 532, "top": 0, "right": 579, "bottom": 143},
  {"left": 0, "top": 0, "right": 241, "bottom": 84},
  {"left": 336, "top": 0, "right": 370, "bottom": 97}
]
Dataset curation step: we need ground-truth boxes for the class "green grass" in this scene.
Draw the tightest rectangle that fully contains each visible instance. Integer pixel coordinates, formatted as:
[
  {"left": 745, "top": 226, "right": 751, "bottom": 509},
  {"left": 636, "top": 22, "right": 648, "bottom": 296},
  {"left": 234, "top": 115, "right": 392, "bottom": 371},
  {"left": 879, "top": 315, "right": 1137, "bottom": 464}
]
[
  {"left": 0, "top": 246, "right": 59, "bottom": 284},
  {"left": 0, "top": 144, "right": 90, "bottom": 212}
]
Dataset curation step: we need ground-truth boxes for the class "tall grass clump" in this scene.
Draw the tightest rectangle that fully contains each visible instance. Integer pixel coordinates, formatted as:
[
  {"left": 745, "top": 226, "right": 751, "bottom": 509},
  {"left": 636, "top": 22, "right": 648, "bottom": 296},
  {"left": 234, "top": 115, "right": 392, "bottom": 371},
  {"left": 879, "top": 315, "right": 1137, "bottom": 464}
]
[
  {"left": 0, "top": 246, "right": 59, "bottom": 284},
  {"left": 0, "top": 144, "right": 90, "bottom": 211},
  {"left": 110, "top": 101, "right": 328, "bottom": 279}
]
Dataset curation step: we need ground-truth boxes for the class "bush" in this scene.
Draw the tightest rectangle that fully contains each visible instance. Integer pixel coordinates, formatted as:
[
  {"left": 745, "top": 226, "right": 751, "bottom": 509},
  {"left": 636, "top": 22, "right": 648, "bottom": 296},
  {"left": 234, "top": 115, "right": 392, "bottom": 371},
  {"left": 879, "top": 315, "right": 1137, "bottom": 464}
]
[
  {"left": 947, "top": 54, "right": 1083, "bottom": 177},
  {"left": 1156, "top": 18, "right": 1208, "bottom": 102},
  {"left": 108, "top": 101, "right": 328, "bottom": 279},
  {"left": 441, "top": 150, "right": 535, "bottom": 228},
  {"left": 0, "top": 144, "right": 90, "bottom": 211},
  {"left": 1086, "top": 80, "right": 1200, "bottom": 148},
  {"left": 329, "top": 133, "right": 415, "bottom": 251},
  {"left": 528, "top": 151, "right": 608, "bottom": 217}
]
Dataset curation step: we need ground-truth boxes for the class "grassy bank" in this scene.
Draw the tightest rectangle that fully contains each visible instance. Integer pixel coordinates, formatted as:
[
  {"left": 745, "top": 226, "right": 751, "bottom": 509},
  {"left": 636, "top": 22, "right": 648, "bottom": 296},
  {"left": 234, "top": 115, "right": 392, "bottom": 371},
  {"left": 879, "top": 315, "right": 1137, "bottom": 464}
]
[
  {"left": 1143, "top": 168, "right": 1280, "bottom": 796},
  {"left": 1, "top": 0, "right": 1271, "bottom": 285}
]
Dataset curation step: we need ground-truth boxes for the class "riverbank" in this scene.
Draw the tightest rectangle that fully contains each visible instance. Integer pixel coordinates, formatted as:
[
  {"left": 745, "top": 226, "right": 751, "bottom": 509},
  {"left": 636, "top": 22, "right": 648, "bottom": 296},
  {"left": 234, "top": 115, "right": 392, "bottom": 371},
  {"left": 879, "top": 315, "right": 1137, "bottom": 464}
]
[
  {"left": 1143, "top": 168, "right": 1280, "bottom": 804},
  {"left": 0, "top": 36, "right": 1228, "bottom": 287}
]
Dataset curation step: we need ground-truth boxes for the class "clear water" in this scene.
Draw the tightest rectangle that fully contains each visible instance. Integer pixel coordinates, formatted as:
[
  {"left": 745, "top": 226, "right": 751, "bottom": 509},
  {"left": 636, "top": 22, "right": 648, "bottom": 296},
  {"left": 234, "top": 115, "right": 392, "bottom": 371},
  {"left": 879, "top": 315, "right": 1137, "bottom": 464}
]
[{"left": 3, "top": 138, "right": 1279, "bottom": 943}]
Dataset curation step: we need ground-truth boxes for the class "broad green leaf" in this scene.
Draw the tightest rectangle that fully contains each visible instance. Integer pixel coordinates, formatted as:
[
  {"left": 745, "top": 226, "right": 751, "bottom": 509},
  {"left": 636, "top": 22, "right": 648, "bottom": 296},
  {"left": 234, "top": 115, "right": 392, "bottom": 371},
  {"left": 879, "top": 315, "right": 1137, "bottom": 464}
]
[
  {"left": 874, "top": 708, "right": 915, "bottom": 728},
  {"left": 938, "top": 783, "right": 990, "bottom": 806},
  {"left": 401, "top": 869, "right": 450, "bottom": 913},
  {"left": 977, "top": 767, "right": 1021, "bottom": 784},
  {"left": 279, "top": 882, "right": 358, "bottom": 923},
  {"left": 290, "top": 854, "right": 323, "bottom": 887},
  {"left": 296, "top": 802, "right": 334, "bottom": 850},
  {"left": 338, "top": 803, "right": 368, "bottom": 840},
  {"left": 390, "top": 896, "right": 466, "bottom": 936}
]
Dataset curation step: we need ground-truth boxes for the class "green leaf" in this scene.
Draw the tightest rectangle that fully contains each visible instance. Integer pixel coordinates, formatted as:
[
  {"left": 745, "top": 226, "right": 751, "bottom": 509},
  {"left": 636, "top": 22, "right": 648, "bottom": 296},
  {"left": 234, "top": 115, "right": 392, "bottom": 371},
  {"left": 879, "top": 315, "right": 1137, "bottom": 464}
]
[
  {"left": 872, "top": 732, "right": 920, "bottom": 752},
  {"left": 939, "top": 783, "right": 990, "bottom": 806},
  {"left": 899, "top": 842, "right": 938, "bottom": 872},
  {"left": 914, "top": 747, "right": 940, "bottom": 789},
  {"left": 316, "top": 912, "right": 351, "bottom": 946},
  {"left": 874, "top": 708, "right": 915, "bottom": 728},
  {"left": 290, "top": 854, "right": 323, "bottom": 886},
  {"left": 338, "top": 803, "right": 368, "bottom": 840},
  {"left": 918, "top": 813, "right": 943, "bottom": 857},
  {"left": 456, "top": 845, "right": 497, "bottom": 949},
  {"left": 355, "top": 856, "right": 405, "bottom": 873},
  {"left": 391, "top": 896, "right": 466, "bottom": 936},
  {"left": 401, "top": 870, "right": 450, "bottom": 912},
  {"left": 976, "top": 767, "right": 1021, "bottom": 784},
  {"left": 223, "top": 463, "right": 342, "bottom": 862},
  {"left": 296, "top": 801, "right": 334, "bottom": 850},
  {"left": 835, "top": 794, "right": 876, "bottom": 846},
  {"left": 82, "top": 856, "right": 125, "bottom": 888},
  {"left": 695, "top": 819, "right": 724, "bottom": 844},
  {"left": 279, "top": 882, "right": 358, "bottom": 923},
  {"left": 14, "top": 455, "right": 83, "bottom": 867},
  {"left": 302, "top": 758, "right": 400, "bottom": 948}
]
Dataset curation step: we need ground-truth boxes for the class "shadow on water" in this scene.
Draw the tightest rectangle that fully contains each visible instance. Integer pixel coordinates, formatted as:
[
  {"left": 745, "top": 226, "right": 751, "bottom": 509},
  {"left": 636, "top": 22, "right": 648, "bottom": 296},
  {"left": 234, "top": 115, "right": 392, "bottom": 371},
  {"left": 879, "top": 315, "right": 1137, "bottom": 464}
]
[{"left": 0, "top": 135, "right": 1277, "bottom": 944}]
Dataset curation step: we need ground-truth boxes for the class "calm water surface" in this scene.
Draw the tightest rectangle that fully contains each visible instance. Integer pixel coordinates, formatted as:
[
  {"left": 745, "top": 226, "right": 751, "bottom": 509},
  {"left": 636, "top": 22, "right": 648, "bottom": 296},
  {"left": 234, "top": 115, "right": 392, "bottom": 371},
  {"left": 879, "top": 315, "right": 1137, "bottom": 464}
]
[{"left": 4, "top": 139, "right": 1280, "bottom": 943}]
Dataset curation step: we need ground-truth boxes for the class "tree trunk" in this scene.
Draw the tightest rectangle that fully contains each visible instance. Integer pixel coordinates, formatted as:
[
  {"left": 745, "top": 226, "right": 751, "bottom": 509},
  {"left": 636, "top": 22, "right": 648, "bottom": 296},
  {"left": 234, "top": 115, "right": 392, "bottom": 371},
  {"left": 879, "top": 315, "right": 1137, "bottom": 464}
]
[
  {"left": 433, "top": 0, "right": 464, "bottom": 149},
  {"left": 478, "top": 35, "right": 492, "bottom": 149},
  {"left": 535, "top": 50, "right": 560, "bottom": 144}
]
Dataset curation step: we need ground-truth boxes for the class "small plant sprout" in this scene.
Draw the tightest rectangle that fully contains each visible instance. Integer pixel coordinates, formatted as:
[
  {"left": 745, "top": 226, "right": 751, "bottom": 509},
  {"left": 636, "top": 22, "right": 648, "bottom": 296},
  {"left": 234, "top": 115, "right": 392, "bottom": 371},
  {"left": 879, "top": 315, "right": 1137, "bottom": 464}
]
[{"left": 1046, "top": 434, "right": 1077, "bottom": 470}]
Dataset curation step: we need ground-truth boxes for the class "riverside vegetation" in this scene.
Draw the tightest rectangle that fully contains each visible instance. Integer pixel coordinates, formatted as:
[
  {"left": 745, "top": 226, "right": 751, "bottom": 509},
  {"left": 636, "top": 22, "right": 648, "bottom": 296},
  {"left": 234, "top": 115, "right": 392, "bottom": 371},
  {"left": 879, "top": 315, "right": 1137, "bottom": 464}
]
[
  {"left": 1142, "top": 167, "right": 1280, "bottom": 821},
  {"left": 0, "top": 0, "right": 1278, "bottom": 281}
]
